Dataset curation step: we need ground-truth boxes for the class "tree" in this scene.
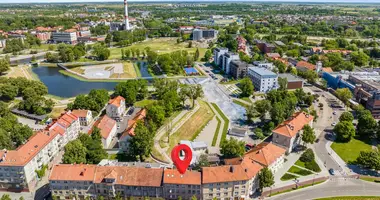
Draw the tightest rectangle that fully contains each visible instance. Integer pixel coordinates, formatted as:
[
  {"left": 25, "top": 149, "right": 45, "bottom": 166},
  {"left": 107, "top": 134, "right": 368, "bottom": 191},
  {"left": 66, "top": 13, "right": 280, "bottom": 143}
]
[
  {"left": 254, "top": 99, "right": 271, "bottom": 119},
  {"left": 0, "top": 59, "right": 10, "bottom": 75},
  {"left": 1, "top": 194, "right": 11, "bottom": 200},
  {"left": 191, "top": 196, "right": 197, "bottom": 200},
  {"left": 258, "top": 167, "right": 274, "bottom": 191},
  {"left": 302, "top": 125, "right": 316, "bottom": 145},
  {"left": 333, "top": 121, "right": 355, "bottom": 142},
  {"left": 91, "top": 127, "right": 102, "bottom": 141},
  {"left": 92, "top": 43, "right": 110, "bottom": 61},
  {"left": 220, "top": 138, "right": 245, "bottom": 158},
  {"left": 105, "top": 33, "right": 112, "bottom": 46},
  {"left": 357, "top": 110, "right": 377, "bottom": 138},
  {"left": 278, "top": 77, "right": 288, "bottom": 90},
  {"left": 62, "top": 140, "right": 87, "bottom": 164},
  {"left": 193, "top": 154, "right": 210, "bottom": 170},
  {"left": 179, "top": 84, "right": 190, "bottom": 107},
  {"left": 204, "top": 50, "right": 212, "bottom": 62},
  {"left": 239, "top": 77, "right": 254, "bottom": 97},
  {"left": 350, "top": 51, "right": 369, "bottom": 66},
  {"left": 188, "top": 41, "right": 192, "bottom": 48},
  {"left": 188, "top": 84, "right": 203, "bottom": 108},
  {"left": 300, "top": 148, "right": 315, "bottom": 163},
  {"left": 146, "top": 104, "right": 166, "bottom": 127},
  {"left": 194, "top": 48, "right": 200, "bottom": 61},
  {"left": 356, "top": 150, "right": 380, "bottom": 170},
  {"left": 335, "top": 88, "right": 352, "bottom": 107},
  {"left": 339, "top": 112, "right": 354, "bottom": 122},
  {"left": 254, "top": 128, "right": 265, "bottom": 139},
  {"left": 128, "top": 122, "right": 154, "bottom": 161}
]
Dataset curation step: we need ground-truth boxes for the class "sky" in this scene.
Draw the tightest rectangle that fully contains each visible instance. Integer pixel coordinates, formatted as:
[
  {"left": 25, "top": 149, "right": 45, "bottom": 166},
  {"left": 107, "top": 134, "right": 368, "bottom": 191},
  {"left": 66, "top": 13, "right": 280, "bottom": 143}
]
[{"left": 2, "top": 0, "right": 380, "bottom": 3}]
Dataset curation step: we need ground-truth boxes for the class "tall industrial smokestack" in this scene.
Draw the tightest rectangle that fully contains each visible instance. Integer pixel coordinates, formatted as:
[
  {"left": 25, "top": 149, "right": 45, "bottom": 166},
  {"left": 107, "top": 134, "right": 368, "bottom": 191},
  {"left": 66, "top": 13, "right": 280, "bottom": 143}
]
[{"left": 124, "top": 0, "right": 130, "bottom": 30}]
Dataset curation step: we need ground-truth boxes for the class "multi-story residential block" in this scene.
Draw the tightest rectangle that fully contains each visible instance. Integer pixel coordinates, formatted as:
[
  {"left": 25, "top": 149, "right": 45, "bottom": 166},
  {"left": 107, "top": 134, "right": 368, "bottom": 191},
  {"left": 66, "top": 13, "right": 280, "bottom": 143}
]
[
  {"left": 202, "top": 160, "right": 262, "bottom": 200},
  {"left": 244, "top": 143, "right": 286, "bottom": 173},
  {"left": 193, "top": 29, "right": 203, "bottom": 41},
  {"left": 0, "top": 112, "right": 80, "bottom": 192},
  {"left": 256, "top": 40, "right": 275, "bottom": 53},
  {"left": 221, "top": 52, "right": 240, "bottom": 74},
  {"left": 213, "top": 47, "right": 228, "bottom": 66},
  {"left": 72, "top": 109, "right": 93, "bottom": 126},
  {"left": 163, "top": 169, "right": 201, "bottom": 200},
  {"left": 106, "top": 96, "right": 126, "bottom": 120},
  {"left": 248, "top": 67, "right": 278, "bottom": 93},
  {"left": 95, "top": 115, "right": 117, "bottom": 148},
  {"left": 272, "top": 112, "right": 314, "bottom": 153},
  {"left": 230, "top": 60, "right": 253, "bottom": 79},
  {"left": 49, "top": 165, "right": 164, "bottom": 199},
  {"left": 193, "top": 29, "right": 218, "bottom": 41},
  {"left": 50, "top": 32, "right": 77, "bottom": 44}
]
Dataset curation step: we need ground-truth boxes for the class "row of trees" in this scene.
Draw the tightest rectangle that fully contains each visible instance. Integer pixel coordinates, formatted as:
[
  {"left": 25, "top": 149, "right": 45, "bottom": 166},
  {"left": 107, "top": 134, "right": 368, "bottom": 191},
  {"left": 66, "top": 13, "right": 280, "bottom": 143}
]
[
  {"left": 63, "top": 127, "right": 107, "bottom": 164},
  {"left": 0, "top": 102, "right": 33, "bottom": 150},
  {"left": 146, "top": 49, "right": 195, "bottom": 75},
  {"left": 67, "top": 89, "right": 109, "bottom": 114},
  {"left": 0, "top": 77, "right": 53, "bottom": 115}
]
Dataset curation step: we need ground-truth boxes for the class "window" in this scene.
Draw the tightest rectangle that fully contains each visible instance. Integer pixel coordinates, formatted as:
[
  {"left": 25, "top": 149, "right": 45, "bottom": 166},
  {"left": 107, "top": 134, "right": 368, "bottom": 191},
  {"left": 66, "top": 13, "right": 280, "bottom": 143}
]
[{"left": 209, "top": 194, "right": 213, "bottom": 197}]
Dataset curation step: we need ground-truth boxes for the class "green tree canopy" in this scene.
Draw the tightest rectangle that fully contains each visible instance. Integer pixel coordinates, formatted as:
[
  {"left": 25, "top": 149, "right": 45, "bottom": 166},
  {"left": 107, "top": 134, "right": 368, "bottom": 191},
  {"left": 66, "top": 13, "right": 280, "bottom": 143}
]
[
  {"left": 239, "top": 77, "right": 254, "bottom": 97},
  {"left": 220, "top": 138, "right": 245, "bottom": 158},
  {"left": 333, "top": 121, "right": 356, "bottom": 142},
  {"left": 258, "top": 167, "right": 275, "bottom": 191}
]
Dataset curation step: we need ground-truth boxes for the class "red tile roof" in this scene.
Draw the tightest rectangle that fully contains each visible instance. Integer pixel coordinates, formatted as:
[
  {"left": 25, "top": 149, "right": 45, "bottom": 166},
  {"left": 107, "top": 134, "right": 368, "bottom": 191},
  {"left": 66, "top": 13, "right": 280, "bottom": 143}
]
[
  {"left": 266, "top": 53, "right": 281, "bottom": 58},
  {"left": 245, "top": 143, "right": 286, "bottom": 167},
  {"left": 272, "top": 112, "right": 313, "bottom": 138},
  {"left": 49, "top": 164, "right": 96, "bottom": 181},
  {"left": 94, "top": 166, "right": 163, "bottom": 187},
  {"left": 72, "top": 109, "right": 90, "bottom": 118},
  {"left": 56, "top": 112, "right": 78, "bottom": 128},
  {"left": 164, "top": 169, "right": 201, "bottom": 185},
  {"left": 296, "top": 61, "right": 316, "bottom": 71},
  {"left": 96, "top": 115, "right": 116, "bottom": 139},
  {"left": 322, "top": 67, "right": 333, "bottom": 73},
  {"left": 121, "top": 109, "right": 146, "bottom": 138},
  {"left": 108, "top": 96, "right": 125, "bottom": 108}
]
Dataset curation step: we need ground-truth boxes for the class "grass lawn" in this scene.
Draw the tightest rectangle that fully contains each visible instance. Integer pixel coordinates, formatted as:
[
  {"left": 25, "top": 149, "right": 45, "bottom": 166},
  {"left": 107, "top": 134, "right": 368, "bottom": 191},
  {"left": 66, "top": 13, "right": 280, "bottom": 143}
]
[
  {"left": 240, "top": 96, "right": 253, "bottom": 104},
  {"left": 212, "top": 116, "right": 222, "bottom": 146},
  {"left": 166, "top": 100, "right": 214, "bottom": 154},
  {"left": 110, "top": 62, "right": 137, "bottom": 78},
  {"left": 280, "top": 173, "right": 299, "bottom": 181},
  {"left": 134, "top": 62, "right": 142, "bottom": 77},
  {"left": 288, "top": 166, "right": 313, "bottom": 176},
  {"left": 70, "top": 67, "right": 85, "bottom": 74},
  {"left": 49, "top": 106, "right": 67, "bottom": 118},
  {"left": 233, "top": 99, "right": 250, "bottom": 110},
  {"left": 316, "top": 197, "right": 380, "bottom": 200},
  {"left": 133, "top": 99, "right": 157, "bottom": 108},
  {"left": 331, "top": 138, "right": 372, "bottom": 163},
  {"left": 360, "top": 176, "right": 380, "bottom": 183},
  {"left": 151, "top": 146, "right": 169, "bottom": 163},
  {"left": 211, "top": 103, "right": 230, "bottom": 144},
  {"left": 5, "top": 66, "right": 30, "bottom": 79},
  {"left": 295, "top": 159, "right": 321, "bottom": 173},
  {"left": 109, "top": 38, "right": 207, "bottom": 60}
]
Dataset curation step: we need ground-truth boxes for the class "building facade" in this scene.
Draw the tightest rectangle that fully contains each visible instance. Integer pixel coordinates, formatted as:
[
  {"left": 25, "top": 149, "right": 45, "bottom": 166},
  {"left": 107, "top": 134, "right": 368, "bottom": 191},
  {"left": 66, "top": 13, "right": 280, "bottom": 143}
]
[
  {"left": 96, "top": 115, "right": 117, "bottom": 148},
  {"left": 230, "top": 60, "right": 252, "bottom": 79},
  {"left": 51, "top": 32, "right": 77, "bottom": 44},
  {"left": 106, "top": 96, "right": 126, "bottom": 120},
  {"left": 221, "top": 52, "right": 240, "bottom": 74},
  {"left": 213, "top": 47, "right": 228, "bottom": 66},
  {"left": 248, "top": 67, "right": 278, "bottom": 93},
  {"left": 72, "top": 110, "right": 93, "bottom": 126},
  {"left": 272, "top": 112, "right": 314, "bottom": 153}
]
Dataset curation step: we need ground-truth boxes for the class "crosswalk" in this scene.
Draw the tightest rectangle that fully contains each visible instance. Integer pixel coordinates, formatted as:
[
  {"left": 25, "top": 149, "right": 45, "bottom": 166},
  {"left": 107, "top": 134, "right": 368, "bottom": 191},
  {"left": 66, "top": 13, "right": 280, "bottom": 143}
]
[{"left": 224, "top": 84, "right": 242, "bottom": 95}]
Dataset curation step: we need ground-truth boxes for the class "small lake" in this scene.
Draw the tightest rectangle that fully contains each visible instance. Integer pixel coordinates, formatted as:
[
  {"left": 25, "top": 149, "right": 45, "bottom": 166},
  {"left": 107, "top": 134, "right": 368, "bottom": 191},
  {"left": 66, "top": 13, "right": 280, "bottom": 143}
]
[{"left": 32, "top": 66, "right": 118, "bottom": 98}]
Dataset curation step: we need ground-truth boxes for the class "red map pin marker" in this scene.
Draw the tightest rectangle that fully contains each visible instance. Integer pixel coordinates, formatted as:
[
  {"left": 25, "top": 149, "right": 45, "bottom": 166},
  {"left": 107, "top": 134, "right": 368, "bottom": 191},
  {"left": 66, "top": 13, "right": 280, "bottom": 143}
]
[{"left": 171, "top": 144, "right": 192, "bottom": 174}]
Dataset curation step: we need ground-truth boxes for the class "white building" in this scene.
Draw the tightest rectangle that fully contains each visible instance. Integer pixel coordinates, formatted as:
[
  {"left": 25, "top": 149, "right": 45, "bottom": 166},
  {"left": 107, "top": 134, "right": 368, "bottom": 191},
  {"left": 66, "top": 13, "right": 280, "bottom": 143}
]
[
  {"left": 0, "top": 112, "right": 80, "bottom": 192},
  {"left": 248, "top": 67, "right": 278, "bottom": 93},
  {"left": 213, "top": 47, "right": 228, "bottom": 66},
  {"left": 222, "top": 52, "right": 240, "bottom": 74},
  {"left": 95, "top": 115, "right": 117, "bottom": 148},
  {"left": 51, "top": 32, "right": 77, "bottom": 44},
  {"left": 72, "top": 109, "right": 93, "bottom": 126},
  {"left": 193, "top": 29, "right": 203, "bottom": 41},
  {"left": 106, "top": 96, "right": 126, "bottom": 120}
]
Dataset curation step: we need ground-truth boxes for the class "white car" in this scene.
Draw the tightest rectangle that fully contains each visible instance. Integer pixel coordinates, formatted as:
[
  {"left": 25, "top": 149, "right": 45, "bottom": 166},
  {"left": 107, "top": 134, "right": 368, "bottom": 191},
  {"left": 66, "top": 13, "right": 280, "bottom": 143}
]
[
  {"left": 117, "top": 125, "right": 120, "bottom": 129},
  {"left": 331, "top": 122, "right": 336, "bottom": 126}
]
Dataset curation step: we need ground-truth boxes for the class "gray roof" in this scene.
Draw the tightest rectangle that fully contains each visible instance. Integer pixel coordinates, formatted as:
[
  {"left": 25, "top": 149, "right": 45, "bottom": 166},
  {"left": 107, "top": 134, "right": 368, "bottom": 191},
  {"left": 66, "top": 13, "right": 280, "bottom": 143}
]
[
  {"left": 248, "top": 67, "right": 277, "bottom": 78},
  {"left": 278, "top": 73, "right": 304, "bottom": 82}
]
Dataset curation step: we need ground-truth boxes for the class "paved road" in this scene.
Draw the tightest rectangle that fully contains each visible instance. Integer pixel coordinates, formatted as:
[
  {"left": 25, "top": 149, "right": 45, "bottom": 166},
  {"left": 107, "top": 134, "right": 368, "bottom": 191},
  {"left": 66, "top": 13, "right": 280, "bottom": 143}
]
[{"left": 268, "top": 178, "right": 380, "bottom": 200}]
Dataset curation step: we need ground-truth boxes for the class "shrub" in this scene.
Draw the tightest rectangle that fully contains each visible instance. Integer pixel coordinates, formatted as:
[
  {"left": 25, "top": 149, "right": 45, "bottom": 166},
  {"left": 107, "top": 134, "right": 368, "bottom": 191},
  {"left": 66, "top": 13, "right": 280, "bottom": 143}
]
[
  {"left": 300, "top": 148, "right": 315, "bottom": 163},
  {"left": 280, "top": 173, "right": 298, "bottom": 181},
  {"left": 305, "top": 160, "right": 321, "bottom": 172}
]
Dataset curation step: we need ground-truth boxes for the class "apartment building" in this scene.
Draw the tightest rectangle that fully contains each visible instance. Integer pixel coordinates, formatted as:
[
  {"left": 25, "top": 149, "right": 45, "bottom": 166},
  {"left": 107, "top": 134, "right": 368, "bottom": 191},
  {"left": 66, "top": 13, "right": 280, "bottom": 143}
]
[
  {"left": 72, "top": 109, "right": 93, "bottom": 126},
  {"left": 49, "top": 165, "right": 164, "bottom": 199},
  {"left": 163, "top": 169, "right": 201, "bottom": 200},
  {"left": 248, "top": 67, "right": 278, "bottom": 93},
  {"left": 255, "top": 40, "right": 275, "bottom": 53},
  {"left": 192, "top": 29, "right": 217, "bottom": 41},
  {"left": 213, "top": 47, "right": 228, "bottom": 66},
  {"left": 95, "top": 115, "right": 117, "bottom": 148},
  {"left": 244, "top": 143, "right": 286, "bottom": 173},
  {"left": 229, "top": 60, "right": 252, "bottom": 79},
  {"left": 202, "top": 158, "right": 262, "bottom": 200},
  {"left": 119, "top": 109, "right": 147, "bottom": 151},
  {"left": 272, "top": 112, "right": 314, "bottom": 153},
  {"left": 278, "top": 73, "right": 304, "bottom": 89},
  {"left": 106, "top": 96, "right": 126, "bottom": 120},
  {"left": 0, "top": 112, "right": 80, "bottom": 192},
  {"left": 222, "top": 52, "right": 240, "bottom": 74},
  {"left": 51, "top": 32, "right": 77, "bottom": 44}
]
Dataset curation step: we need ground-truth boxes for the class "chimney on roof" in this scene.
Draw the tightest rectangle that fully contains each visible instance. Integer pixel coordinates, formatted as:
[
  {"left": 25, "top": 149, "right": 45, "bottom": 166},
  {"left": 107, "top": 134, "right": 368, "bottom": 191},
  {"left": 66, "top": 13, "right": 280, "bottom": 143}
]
[
  {"left": 245, "top": 168, "right": 248, "bottom": 172},
  {"left": 305, "top": 114, "right": 309, "bottom": 118},
  {"left": 229, "top": 165, "right": 234, "bottom": 173},
  {"left": 80, "top": 168, "right": 86, "bottom": 176}
]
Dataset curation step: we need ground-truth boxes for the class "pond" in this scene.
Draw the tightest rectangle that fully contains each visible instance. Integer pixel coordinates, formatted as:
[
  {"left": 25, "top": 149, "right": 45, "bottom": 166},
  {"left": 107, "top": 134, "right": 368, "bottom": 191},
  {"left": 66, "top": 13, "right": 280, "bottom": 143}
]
[{"left": 32, "top": 66, "right": 118, "bottom": 98}]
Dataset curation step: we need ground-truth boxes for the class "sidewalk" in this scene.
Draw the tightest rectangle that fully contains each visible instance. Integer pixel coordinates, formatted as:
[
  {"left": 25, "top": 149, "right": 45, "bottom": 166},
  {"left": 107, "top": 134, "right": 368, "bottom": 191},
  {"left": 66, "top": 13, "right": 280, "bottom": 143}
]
[
  {"left": 273, "top": 152, "right": 302, "bottom": 183},
  {"left": 325, "top": 140, "right": 351, "bottom": 175}
]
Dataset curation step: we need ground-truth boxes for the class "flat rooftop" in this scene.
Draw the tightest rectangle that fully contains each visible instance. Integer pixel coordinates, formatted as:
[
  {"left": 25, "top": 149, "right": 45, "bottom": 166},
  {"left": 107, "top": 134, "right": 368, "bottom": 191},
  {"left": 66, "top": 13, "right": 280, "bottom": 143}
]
[
  {"left": 248, "top": 67, "right": 277, "bottom": 77},
  {"left": 278, "top": 73, "right": 304, "bottom": 82}
]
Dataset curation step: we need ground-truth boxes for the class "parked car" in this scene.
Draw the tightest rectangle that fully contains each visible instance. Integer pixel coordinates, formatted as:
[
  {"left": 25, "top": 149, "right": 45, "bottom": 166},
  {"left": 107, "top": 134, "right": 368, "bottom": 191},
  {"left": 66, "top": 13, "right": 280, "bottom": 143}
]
[
  {"left": 329, "top": 168, "right": 335, "bottom": 175},
  {"left": 331, "top": 122, "right": 337, "bottom": 126}
]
